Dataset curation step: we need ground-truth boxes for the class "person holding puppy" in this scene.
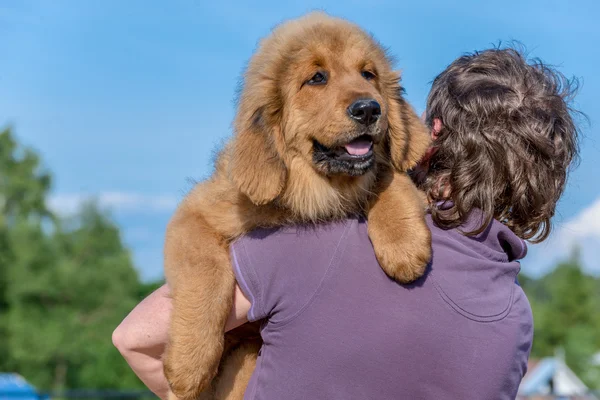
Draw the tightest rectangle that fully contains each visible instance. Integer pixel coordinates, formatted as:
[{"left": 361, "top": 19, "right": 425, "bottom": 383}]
[{"left": 112, "top": 47, "right": 581, "bottom": 400}]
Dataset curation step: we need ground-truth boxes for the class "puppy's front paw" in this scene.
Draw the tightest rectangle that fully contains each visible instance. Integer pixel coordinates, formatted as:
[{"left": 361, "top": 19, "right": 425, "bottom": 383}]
[{"left": 370, "top": 224, "right": 431, "bottom": 284}]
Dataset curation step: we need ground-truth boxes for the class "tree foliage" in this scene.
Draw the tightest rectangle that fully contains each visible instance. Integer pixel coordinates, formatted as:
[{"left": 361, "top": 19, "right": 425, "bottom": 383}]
[
  {"left": 521, "top": 248, "right": 600, "bottom": 389},
  {"left": 0, "top": 127, "right": 163, "bottom": 390}
]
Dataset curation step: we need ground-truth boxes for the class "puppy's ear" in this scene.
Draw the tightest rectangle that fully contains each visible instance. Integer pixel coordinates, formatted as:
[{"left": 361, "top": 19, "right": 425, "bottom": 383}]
[
  {"left": 387, "top": 86, "right": 431, "bottom": 172},
  {"left": 229, "top": 106, "right": 287, "bottom": 205}
]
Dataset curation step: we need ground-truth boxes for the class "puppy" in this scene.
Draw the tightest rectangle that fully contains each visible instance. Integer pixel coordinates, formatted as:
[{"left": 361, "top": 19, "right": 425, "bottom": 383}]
[{"left": 163, "top": 12, "right": 432, "bottom": 400}]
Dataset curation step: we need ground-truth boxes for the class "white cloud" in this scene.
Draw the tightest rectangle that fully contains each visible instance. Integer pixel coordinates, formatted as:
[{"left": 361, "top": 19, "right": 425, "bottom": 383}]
[
  {"left": 525, "top": 197, "right": 600, "bottom": 277},
  {"left": 48, "top": 192, "right": 180, "bottom": 215},
  {"left": 559, "top": 197, "right": 600, "bottom": 240}
]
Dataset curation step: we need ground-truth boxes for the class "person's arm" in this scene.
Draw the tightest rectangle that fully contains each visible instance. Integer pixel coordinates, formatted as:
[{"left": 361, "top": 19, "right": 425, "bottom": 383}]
[{"left": 112, "top": 283, "right": 251, "bottom": 400}]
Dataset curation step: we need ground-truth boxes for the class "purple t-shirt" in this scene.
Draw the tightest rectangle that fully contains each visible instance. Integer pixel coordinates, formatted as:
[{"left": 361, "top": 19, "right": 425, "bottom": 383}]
[{"left": 231, "top": 213, "right": 533, "bottom": 400}]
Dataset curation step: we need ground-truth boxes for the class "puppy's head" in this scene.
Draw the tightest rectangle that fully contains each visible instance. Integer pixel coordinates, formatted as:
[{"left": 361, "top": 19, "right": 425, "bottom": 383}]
[{"left": 230, "top": 12, "right": 429, "bottom": 211}]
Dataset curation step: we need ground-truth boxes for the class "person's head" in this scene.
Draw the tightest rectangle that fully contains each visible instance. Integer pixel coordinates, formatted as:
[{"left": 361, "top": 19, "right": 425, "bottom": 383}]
[{"left": 419, "top": 46, "right": 581, "bottom": 242}]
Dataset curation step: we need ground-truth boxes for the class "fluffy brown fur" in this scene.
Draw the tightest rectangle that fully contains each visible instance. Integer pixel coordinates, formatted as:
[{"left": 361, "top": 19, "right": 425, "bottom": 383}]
[{"left": 163, "top": 12, "right": 431, "bottom": 400}]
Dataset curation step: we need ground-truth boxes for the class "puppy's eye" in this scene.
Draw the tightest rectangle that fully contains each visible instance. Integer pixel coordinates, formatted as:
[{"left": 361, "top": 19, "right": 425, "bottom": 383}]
[
  {"left": 361, "top": 70, "right": 376, "bottom": 80},
  {"left": 307, "top": 72, "right": 327, "bottom": 85}
]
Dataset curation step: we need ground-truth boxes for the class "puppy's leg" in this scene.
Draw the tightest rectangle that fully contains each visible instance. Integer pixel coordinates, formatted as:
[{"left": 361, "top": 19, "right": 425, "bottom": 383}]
[
  {"left": 368, "top": 170, "right": 432, "bottom": 283},
  {"left": 163, "top": 209, "right": 235, "bottom": 400},
  {"left": 213, "top": 340, "right": 261, "bottom": 400}
]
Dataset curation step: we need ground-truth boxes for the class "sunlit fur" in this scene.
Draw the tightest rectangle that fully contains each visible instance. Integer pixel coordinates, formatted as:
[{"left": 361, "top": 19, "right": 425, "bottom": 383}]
[{"left": 163, "top": 12, "right": 432, "bottom": 400}]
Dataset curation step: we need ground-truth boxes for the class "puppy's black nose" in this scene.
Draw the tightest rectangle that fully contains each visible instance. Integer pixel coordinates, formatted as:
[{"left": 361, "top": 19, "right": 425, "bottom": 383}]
[{"left": 347, "top": 99, "right": 381, "bottom": 125}]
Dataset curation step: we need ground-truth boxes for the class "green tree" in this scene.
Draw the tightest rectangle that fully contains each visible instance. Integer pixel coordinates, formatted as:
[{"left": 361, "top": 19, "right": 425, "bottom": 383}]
[
  {"left": 0, "top": 127, "right": 52, "bottom": 373},
  {"left": 524, "top": 248, "right": 600, "bottom": 388},
  {"left": 0, "top": 127, "right": 52, "bottom": 221},
  {"left": 0, "top": 127, "right": 150, "bottom": 390},
  {"left": 6, "top": 203, "right": 144, "bottom": 390}
]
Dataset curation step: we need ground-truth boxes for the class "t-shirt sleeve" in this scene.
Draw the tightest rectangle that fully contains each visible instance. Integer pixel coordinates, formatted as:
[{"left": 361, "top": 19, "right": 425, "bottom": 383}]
[{"left": 230, "top": 221, "right": 353, "bottom": 324}]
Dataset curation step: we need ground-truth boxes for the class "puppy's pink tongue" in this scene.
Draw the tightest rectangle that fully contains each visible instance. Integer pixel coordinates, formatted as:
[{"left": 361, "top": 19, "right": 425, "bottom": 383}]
[{"left": 344, "top": 138, "right": 372, "bottom": 156}]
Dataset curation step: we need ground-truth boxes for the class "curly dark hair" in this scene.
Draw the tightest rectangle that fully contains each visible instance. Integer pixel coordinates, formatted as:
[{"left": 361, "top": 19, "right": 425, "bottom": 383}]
[{"left": 422, "top": 46, "right": 582, "bottom": 242}]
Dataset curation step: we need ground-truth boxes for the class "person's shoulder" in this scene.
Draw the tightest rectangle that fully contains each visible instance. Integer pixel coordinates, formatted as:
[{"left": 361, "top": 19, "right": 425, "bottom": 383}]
[
  {"left": 426, "top": 212, "right": 527, "bottom": 262},
  {"left": 426, "top": 214, "right": 527, "bottom": 322}
]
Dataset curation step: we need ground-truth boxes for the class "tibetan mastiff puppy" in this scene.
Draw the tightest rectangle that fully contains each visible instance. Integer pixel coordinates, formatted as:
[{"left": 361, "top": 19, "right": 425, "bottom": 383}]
[{"left": 163, "top": 11, "right": 432, "bottom": 400}]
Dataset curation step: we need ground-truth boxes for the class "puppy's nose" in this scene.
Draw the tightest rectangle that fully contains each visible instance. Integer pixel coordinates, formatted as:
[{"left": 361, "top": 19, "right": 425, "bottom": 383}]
[{"left": 347, "top": 99, "right": 381, "bottom": 125}]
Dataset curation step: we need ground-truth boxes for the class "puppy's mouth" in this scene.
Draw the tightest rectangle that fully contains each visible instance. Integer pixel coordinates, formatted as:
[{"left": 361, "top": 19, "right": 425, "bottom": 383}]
[{"left": 312, "top": 134, "right": 375, "bottom": 176}]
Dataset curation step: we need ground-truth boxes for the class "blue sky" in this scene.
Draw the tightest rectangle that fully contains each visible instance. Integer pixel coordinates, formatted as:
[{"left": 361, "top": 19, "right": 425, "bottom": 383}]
[{"left": 1, "top": 0, "right": 598, "bottom": 281}]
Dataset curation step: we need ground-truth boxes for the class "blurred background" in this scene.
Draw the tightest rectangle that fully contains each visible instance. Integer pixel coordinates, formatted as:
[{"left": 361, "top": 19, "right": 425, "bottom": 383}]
[{"left": 0, "top": 0, "right": 598, "bottom": 399}]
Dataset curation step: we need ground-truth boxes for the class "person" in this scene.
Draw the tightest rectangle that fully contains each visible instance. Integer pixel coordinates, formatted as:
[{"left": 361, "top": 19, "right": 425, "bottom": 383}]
[{"left": 112, "top": 47, "right": 581, "bottom": 400}]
